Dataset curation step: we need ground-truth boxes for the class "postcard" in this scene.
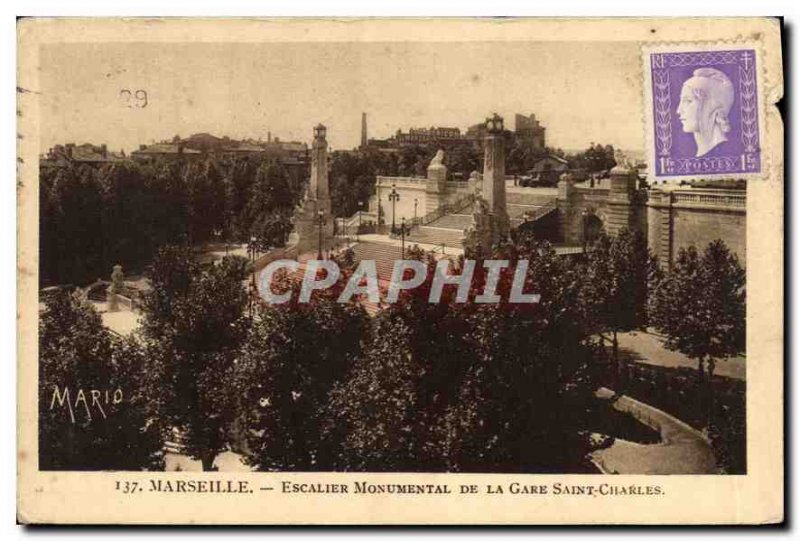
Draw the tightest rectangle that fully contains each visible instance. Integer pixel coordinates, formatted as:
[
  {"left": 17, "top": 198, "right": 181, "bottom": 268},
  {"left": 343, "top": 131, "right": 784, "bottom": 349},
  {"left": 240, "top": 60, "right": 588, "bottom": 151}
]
[{"left": 17, "top": 17, "right": 784, "bottom": 525}]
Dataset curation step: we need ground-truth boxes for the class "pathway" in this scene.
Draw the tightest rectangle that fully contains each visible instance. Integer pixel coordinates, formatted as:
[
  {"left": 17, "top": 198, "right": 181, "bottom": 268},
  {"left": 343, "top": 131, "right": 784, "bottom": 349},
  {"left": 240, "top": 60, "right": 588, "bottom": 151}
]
[
  {"left": 616, "top": 330, "right": 745, "bottom": 381},
  {"left": 165, "top": 450, "right": 253, "bottom": 472},
  {"left": 590, "top": 388, "right": 718, "bottom": 474}
]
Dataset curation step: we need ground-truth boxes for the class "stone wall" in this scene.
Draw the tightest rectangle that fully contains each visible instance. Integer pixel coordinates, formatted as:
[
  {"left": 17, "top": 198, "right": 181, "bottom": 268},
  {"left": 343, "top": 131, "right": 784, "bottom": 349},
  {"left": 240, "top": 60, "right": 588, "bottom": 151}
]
[
  {"left": 555, "top": 168, "right": 745, "bottom": 267},
  {"left": 557, "top": 176, "right": 617, "bottom": 245},
  {"left": 372, "top": 175, "right": 474, "bottom": 226},
  {"left": 369, "top": 155, "right": 746, "bottom": 269},
  {"left": 647, "top": 188, "right": 746, "bottom": 268}
]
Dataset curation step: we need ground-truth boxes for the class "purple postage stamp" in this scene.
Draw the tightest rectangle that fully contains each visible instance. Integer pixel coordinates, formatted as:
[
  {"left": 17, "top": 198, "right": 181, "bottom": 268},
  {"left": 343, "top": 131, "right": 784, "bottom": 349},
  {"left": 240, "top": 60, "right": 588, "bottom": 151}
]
[{"left": 644, "top": 44, "right": 764, "bottom": 182}]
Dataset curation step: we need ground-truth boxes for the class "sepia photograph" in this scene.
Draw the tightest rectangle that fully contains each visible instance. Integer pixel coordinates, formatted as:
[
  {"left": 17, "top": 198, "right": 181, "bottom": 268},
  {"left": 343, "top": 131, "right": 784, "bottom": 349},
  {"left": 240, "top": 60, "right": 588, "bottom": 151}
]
[{"left": 16, "top": 16, "right": 784, "bottom": 525}]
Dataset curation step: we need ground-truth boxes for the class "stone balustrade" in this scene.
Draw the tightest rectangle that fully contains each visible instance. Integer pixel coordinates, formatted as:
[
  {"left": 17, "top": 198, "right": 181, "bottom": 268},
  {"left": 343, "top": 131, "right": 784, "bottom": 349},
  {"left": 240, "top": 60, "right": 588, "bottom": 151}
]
[
  {"left": 376, "top": 175, "right": 428, "bottom": 187},
  {"left": 670, "top": 190, "right": 746, "bottom": 209}
]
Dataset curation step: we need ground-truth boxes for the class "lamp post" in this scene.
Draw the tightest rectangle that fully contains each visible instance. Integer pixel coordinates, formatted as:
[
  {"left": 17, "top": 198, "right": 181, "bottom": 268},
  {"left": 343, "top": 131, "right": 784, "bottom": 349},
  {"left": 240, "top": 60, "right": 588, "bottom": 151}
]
[
  {"left": 357, "top": 201, "right": 363, "bottom": 241},
  {"left": 377, "top": 195, "right": 383, "bottom": 233},
  {"left": 315, "top": 209, "right": 326, "bottom": 259},
  {"left": 581, "top": 210, "right": 588, "bottom": 255},
  {"left": 249, "top": 235, "right": 257, "bottom": 317},
  {"left": 485, "top": 112, "right": 504, "bottom": 134},
  {"left": 388, "top": 184, "right": 399, "bottom": 234},
  {"left": 413, "top": 198, "right": 418, "bottom": 224},
  {"left": 400, "top": 217, "right": 407, "bottom": 258}
]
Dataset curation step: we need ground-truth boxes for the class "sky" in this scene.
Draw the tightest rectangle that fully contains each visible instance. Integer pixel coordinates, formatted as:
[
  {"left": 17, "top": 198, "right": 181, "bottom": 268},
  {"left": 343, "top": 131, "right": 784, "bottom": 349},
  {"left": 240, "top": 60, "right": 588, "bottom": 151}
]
[{"left": 38, "top": 41, "right": 644, "bottom": 154}]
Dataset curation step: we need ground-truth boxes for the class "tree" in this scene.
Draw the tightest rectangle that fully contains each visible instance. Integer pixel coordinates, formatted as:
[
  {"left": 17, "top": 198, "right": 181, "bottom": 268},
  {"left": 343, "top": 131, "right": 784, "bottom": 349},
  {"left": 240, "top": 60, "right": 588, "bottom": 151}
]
[
  {"left": 243, "top": 161, "right": 299, "bottom": 246},
  {"left": 328, "top": 242, "right": 597, "bottom": 473},
  {"left": 325, "top": 249, "right": 461, "bottom": 471},
  {"left": 99, "top": 160, "right": 169, "bottom": 272},
  {"left": 40, "top": 164, "right": 105, "bottom": 286},
  {"left": 328, "top": 312, "right": 443, "bottom": 471},
  {"left": 234, "top": 263, "right": 368, "bottom": 471},
  {"left": 224, "top": 158, "right": 258, "bottom": 239},
  {"left": 149, "top": 160, "right": 190, "bottom": 247},
  {"left": 141, "top": 247, "right": 250, "bottom": 470},
  {"left": 581, "top": 228, "right": 656, "bottom": 387},
  {"left": 444, "top": 147, "right": 481, "bottom": 178},
  {"left": 249, "top": 209, "right": 294, "bottom": 253},
  {"left": 568, "top": 143, "right": 617, "bottom": 173},
  {"left": 328, "top": 150, "right": 383, "bottom": 218},
  {"left": 185, "top": 159, "right": 228, "bottom": 245},
  {"left": 649, "top": 240, "right": 745, "bottom": 419},
  {"left": 39, "top": 291, "right": 163, "bottom": 470},
  {"left": 40, "top": 157, "right": 193, "bottom": 287},
  {"left": 438, "top": 241, "right": 595, "bottom": 472}
]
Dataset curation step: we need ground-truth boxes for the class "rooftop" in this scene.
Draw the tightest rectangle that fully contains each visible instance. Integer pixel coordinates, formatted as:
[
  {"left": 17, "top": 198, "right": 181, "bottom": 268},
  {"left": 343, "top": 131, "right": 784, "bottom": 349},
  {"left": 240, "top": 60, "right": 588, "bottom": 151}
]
[{"left": 133, "top": 143, "right": 202, "bottom": 155}]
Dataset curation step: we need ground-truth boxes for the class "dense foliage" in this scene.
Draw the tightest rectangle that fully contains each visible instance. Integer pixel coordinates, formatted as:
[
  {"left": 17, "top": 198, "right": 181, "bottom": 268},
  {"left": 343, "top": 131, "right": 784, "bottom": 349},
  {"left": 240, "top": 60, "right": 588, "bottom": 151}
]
[
  {"left": 39, "top": 157, "right": 302, "bottom": 287},
  {"left": 39, "top": 291, "right": 163, "bottom": 470},
  {"left": 581, "top": 229, "right": 659, "bottom": 386},
  {"left": 38, "top": 151, "right": 746, "bottom": 473},
  {"left": 140, "top": 247, "right": 251, "bottom": 470},
  {"left": 324, "top": 242, "right": 600, "bottom": 472},
  {"left": 233, "top": 255, "right": 369, "bottom": 471},
  {"left": 649, "top": 240, "right": 746, "bottom": 376},
  {"left": 567, "top": 143, "right": 618, "bottom": 173}
]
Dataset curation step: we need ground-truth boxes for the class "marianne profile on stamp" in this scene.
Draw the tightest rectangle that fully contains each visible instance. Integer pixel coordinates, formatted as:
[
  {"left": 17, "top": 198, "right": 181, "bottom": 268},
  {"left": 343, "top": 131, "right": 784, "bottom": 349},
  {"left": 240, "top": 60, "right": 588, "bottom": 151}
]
[
  {"left": 646, "top": 47, "right": 762, "bottom": 179},
  {"left": 676, "top": 67, "right": 735, "bottom": 158}
]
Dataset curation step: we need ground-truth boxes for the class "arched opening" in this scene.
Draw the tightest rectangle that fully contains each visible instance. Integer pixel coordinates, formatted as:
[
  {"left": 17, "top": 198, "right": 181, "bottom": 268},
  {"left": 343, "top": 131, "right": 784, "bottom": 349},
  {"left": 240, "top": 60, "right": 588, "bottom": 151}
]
[{"left": 581, "top": 211, "right": 604, "bottom": 247}]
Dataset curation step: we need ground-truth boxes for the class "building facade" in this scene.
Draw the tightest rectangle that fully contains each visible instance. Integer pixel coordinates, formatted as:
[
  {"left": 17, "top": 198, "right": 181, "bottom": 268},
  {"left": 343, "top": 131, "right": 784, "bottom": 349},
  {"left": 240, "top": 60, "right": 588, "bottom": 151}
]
[
  {"left": 41, "top": 143, "right": 126, "bottom": 167},
  {"left": 514, "top": 113, "right": 546, "bottom": 151}
]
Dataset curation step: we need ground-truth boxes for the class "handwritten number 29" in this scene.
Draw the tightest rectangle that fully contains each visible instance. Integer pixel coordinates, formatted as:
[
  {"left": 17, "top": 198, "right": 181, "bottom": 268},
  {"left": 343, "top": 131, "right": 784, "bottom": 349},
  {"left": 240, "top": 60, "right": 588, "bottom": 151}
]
[{"left": 120, "top": 89, "right": 148, "bottom": 108}]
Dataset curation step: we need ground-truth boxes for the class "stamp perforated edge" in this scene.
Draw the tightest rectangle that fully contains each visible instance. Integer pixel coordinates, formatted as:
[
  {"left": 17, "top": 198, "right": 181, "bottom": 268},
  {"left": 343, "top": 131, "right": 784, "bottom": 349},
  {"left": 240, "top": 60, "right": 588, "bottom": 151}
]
[{"left": 641, "top": 39, "right": 770, "bottom": 185}]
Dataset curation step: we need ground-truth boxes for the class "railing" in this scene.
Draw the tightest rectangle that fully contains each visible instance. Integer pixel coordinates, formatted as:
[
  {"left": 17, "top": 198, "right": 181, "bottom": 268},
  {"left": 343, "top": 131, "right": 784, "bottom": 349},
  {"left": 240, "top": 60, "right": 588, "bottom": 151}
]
[
  {"left": 418, "top": 193, "right": 475, "bottom": 227},
  {"left": 376, "top": 175, "right": 427, "bottom": 186},
  {"left": 552, "top": 245, "right": 586, "bottom": 256},
  {"left": 671, "top": 191, "right": 746, "bottom": 209}
]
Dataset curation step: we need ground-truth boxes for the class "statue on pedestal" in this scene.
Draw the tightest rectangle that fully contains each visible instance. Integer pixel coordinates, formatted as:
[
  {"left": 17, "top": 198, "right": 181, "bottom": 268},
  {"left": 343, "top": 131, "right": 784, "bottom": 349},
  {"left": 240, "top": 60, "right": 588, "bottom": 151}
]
[
  {"left": 429, "top": 149, "right": 445, "bottom": 168},
  {"left": 463, "top": 184, "right": 493, "bottom": 255},
  {"left": 107, "top": 264, "right": 124, "bottom": 312}
]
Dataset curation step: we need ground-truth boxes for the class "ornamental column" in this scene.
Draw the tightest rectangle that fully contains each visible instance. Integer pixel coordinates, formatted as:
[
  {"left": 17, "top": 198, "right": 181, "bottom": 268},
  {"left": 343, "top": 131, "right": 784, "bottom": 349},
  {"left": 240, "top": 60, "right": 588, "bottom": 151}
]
[
  {"left": 482, "top": 113, "right": 510, "bottom": 242},
  {"left": 295, "top": 124, "right": 334, "bottom": 258},
  {"left": 309, "top": 123, "right": 331, "bottom": 211}
]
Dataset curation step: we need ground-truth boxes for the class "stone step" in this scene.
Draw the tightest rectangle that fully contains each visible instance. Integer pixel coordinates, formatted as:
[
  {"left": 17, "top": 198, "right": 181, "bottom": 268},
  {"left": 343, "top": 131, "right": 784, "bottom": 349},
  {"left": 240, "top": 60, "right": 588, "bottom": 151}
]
[
  {"left": 506, "top": 193, "right": 560, "bottom": 206},
  {"left": 406, "top": 226, "right": 464, "bottom": 249},
  {"left": 351, "top": 242, "right": 406, "bottom": 280},
  {"left": 426, "top": 213, "right": 473, "bottom": 230}
]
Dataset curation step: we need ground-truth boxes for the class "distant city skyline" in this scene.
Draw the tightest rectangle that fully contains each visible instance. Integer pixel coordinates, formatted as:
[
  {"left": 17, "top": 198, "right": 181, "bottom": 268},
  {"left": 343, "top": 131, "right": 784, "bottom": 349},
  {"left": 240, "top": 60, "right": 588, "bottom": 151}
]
[{"left": 38, "top": 41, "right": 644, "bottom": 155}]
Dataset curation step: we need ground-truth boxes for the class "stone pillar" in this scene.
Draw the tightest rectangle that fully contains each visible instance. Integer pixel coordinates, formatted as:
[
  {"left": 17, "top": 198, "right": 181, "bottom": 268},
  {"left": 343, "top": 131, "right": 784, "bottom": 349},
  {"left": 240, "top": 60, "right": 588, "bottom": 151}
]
[
  {"left": 361, "top": 112, "right": 368, "bottom": 149},
  {"left": 309, "top": 124, "right": 331, "bottom": 210},
  {"left": 295, "top": 124, "right": 334, "bottom": 256},
  {"left": 646, "top": 188, "right": 670, "bottom": 268},
  {"left": 556, "top": 172, "right": 578, "bottom": 244},
  {"left": 425, "top": 149, "right": 447, "bottom": 214},
  {"left": 481, "top": 114, "right": 509, "bottom": 242},
  {"left": 605, "top": 165, "right": 637, "bottom": 237}
]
